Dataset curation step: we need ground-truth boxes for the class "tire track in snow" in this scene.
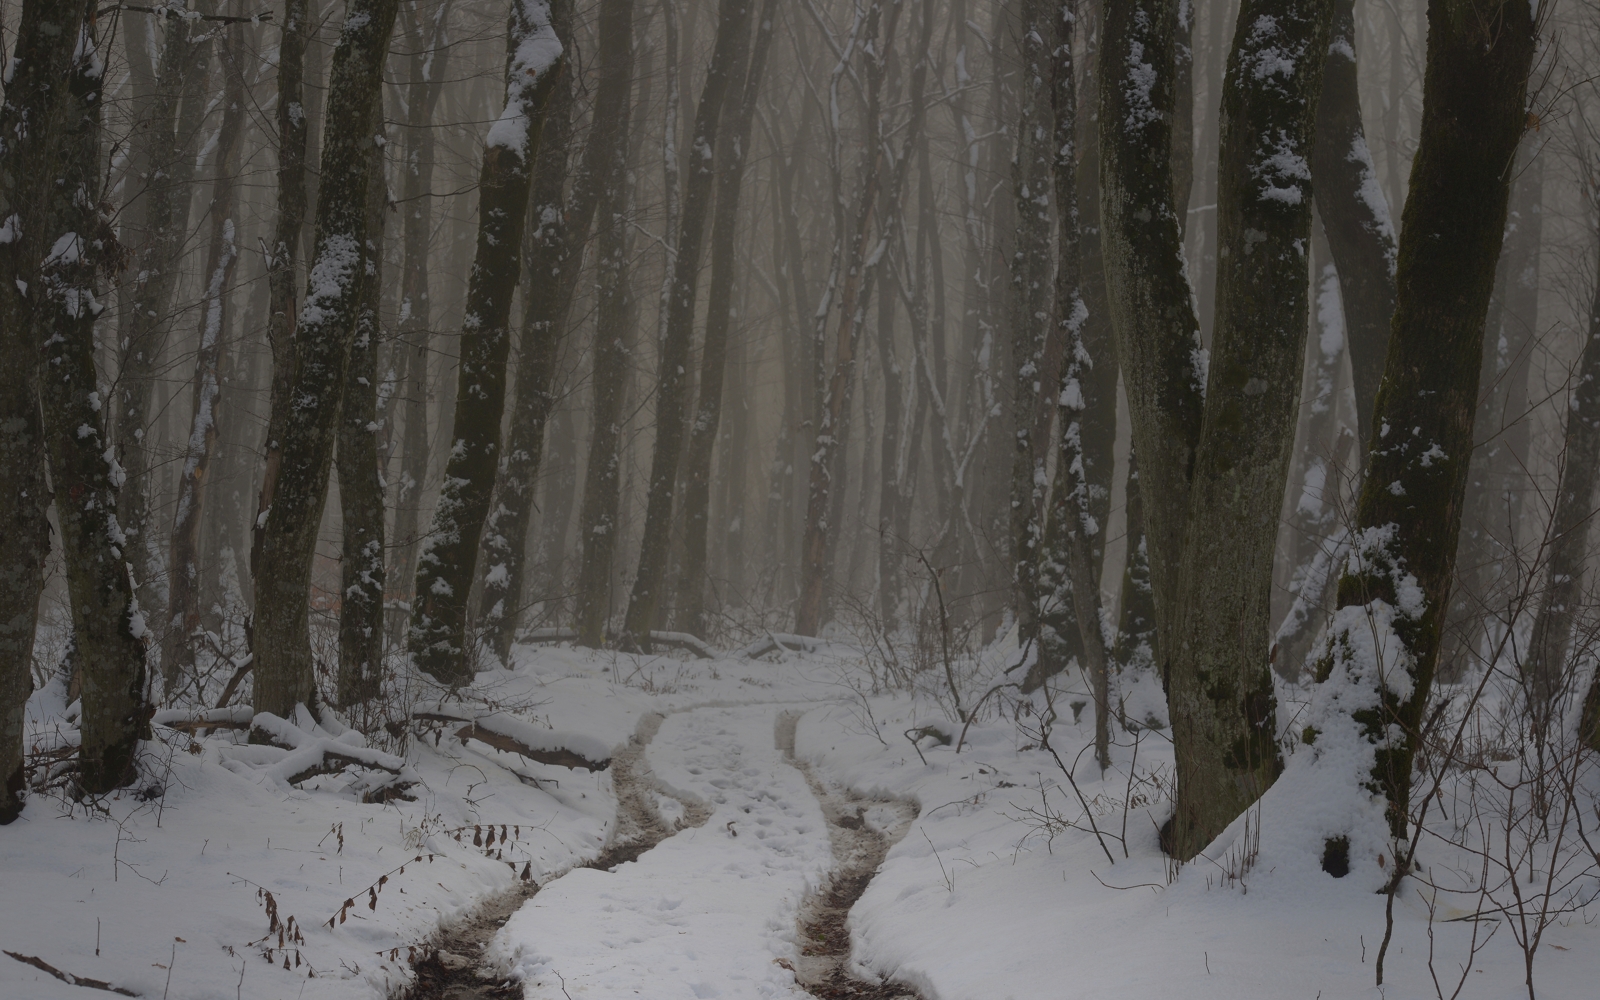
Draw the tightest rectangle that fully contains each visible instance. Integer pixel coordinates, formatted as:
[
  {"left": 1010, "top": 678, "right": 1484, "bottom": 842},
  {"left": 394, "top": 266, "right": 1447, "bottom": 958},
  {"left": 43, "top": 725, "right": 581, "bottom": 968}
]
[
  {"left": 405, "top": 710, "right": 712, "bottom": 998},
  {"left": 776, "top": 712, "right": 925, "bottom": 1000}
]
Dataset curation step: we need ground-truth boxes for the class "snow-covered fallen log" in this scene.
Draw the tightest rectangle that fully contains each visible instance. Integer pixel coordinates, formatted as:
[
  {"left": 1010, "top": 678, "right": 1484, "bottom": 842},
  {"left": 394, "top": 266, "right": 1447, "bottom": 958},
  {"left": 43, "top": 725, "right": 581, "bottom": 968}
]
[{"left": 738, "top": 632, "right": 821, "bottom": 659}]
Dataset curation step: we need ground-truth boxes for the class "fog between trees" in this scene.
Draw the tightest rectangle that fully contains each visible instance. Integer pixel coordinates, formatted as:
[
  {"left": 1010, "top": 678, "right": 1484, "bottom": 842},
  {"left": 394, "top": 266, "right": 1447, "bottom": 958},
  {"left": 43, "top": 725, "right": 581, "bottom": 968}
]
[{"left": 0, "top": 0, "right": 1593, "bottom": 889}]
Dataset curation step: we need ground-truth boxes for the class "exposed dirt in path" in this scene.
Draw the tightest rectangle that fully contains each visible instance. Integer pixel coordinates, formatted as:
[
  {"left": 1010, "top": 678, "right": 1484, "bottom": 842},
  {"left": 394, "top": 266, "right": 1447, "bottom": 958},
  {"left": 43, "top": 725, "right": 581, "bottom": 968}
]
[
  {"left": 777, "top": 712, "right": 926, "bottom": 1000},
  {"left": 402, "top": 711, "right": 710, "bottom": 999}
]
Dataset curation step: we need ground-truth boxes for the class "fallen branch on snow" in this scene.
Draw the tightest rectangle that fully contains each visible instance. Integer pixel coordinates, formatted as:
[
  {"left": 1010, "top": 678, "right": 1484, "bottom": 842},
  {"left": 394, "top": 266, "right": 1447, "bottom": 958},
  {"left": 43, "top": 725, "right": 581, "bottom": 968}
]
[{"left": 4, "top": 951, "right": 139, "bottom": 996}]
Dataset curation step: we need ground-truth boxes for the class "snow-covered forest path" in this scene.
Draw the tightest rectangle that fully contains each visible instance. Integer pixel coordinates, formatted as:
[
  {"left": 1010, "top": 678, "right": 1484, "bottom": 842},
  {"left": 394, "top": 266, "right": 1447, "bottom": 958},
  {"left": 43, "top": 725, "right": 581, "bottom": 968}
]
[{"left": 475, "top": 700, "right": 918, "bottom": 999}]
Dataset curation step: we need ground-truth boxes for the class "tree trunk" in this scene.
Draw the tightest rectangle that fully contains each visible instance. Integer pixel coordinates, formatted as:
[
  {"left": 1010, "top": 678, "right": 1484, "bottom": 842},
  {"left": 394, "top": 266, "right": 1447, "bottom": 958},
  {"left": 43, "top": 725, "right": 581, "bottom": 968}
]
[
  {"left": 1009, "top": 0, "right": 1065, "bottom": 647},
  {"left": 1040, "top": 0, "right": 1111, "bottom": 770},
  {"left": 408, "top": 1, "right": 563, "bottom": 686},
  {"left": 1316, "top": 0, "right": 1534, "bottom": 849},
  {"left": 35, "top": 9, "right": 153, "bottom": 791},
  {"left": 0, "top": 1, "right": 91, "bottom": 821},
  {"left": 477, "top": 0, "right": 578, "bottom": 664},
  {"left": 673, "top": 0, "right": 780, "bottom": 638},
  {"left": 1310, "top": 0, "right": 1397, "bottom": 444},
  {"left": 335, "top": 107, "right": 390, "bottom": 707},
  {"left": 252, "top": 0, "right": 402, "bottom": 718},
  {"left": 572, "top": 0, "right": 641, "bottom": 648},
  {"left": 794, "top": 0, "right": 901, "bottom": 637},
  {"left": 116, "top": 3, "right": 215, "bottom": 625},
  {"left": 253, "top": 0, "right": 310, "bottom": 596},
  {"left": 386, "top": 0, "right": 454, "bottom": 646},
  {"left": 1099, "top": 0, "right": 1204, "bottom": 661},
  {"left": 620, "top": 0, "right": 757, "bottom": 649},
  {"left": 1528, "top": 213, "right": 1600, "bottom": 739},
  {"left": 165, "top": 25, "right": 246, "bottom": 686}
]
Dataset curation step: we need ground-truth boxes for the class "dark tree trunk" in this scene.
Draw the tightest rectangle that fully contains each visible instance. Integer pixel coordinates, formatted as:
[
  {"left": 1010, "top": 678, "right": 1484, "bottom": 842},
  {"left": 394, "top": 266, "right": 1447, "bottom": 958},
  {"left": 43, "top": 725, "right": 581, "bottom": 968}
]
[
  {"left": 1009, "top": 0, "right": 1065, "bottom": 647},
  {"left": 673, "top": 0, "right": 780, "bottom": 638},
  {"left": 36, "top": 9, "right": 153, "bottom": 792},
  {"left": 572, "top": 0, "right": 641, "bottom": 648},
  {"left": 253, "top": 0, "right": 310, "bottom": 599},
  {"left": 408, "top": 1, "right": 563, "bottom": 686},
  {"left": 477, "top": 0, "right": 577, "bottom": 664},
  {"left": 1099, "top": 0, "right": 1204, "bottom": 661},
  {"left": 335, "top": 110, "right": 390, "bottom": 707},
  {"left": 0, "top": 2, "right": 92, "bottom": 820},
  {"left": 1319, "top": 0, "right": 1534, "bottom": 844},
  {"left": 252, "top": 0, "right": 402, "bottom": 718},
  {"left": 166, "top": 26, "right": 246, "bottom": 685},
  {"left": 1162, "top": 0, "right": 1331, "bottom": 859},
  {"left": 620, "top": 0, "right": 757, "bottom": 648},
  {"left": 1039, "top": 0, "right": 1111, "bottom": 770},
  {"left": 1311, "top": 0, "right": 1397, "bottom": 442}
]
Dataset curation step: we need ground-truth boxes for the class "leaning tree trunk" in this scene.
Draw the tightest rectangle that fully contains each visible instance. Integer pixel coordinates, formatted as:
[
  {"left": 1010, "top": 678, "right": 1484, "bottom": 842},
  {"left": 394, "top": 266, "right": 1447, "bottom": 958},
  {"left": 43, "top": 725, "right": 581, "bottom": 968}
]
[
  {"left": 252, "top": 0, "right": 402, "bottom": 719},
  {"left": 572, "top": 0, "right": 640, "bottom": 649},
  {"left": 408, "top": 0, "right": 563, "bottom": 687},
  {"left": 165, "top": 25, "right": 246, "bottom": 685},
  {"left": 476, "top": 0, "right": 579, "bottom": 663},
  {"left": 672, "top": 0, "right": 780, "bottom": 639},
  {"left": 619, "top": 0, "right": 757, "bottom": 649},
  {"left": 0, "top": 0, "right": 90, "bottom": 822},
  {"left": 36, "top": 10, "right": 153, "bottom": 793},
  {"left": 335, "top": 107, "right": 390, "bottom": 708},
  {"left": 1312, "top": 0, "right": 1534, "bottom": 862},
  {"left": 1311, "top": 0, "right": 1397, "bottom": 443},
  {"left": 116, "top": 3, "right": 214, "bottom": 627}
]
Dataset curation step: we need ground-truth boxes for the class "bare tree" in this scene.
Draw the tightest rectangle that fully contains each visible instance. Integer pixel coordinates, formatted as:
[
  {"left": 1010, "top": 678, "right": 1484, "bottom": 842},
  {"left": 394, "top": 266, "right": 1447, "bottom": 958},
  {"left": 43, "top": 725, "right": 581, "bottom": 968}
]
[
  {"left": 573, "top": 0, "right": 642, "bottom": 649},
  {"left": 0, "top": 1, "right": 93, "bottom": 821},
  {"left": 673, "top": 0, "right": 781, "bottom": 638},
  {"left": 408, "top": 0, "right": 563, "bottom": 686},
  {"left": 1315, "top": 0, "right": 1535, "bottom": 853},
  {"left": 621, "top": 0, "right": 758, "bottom": 648},
  {"left": 166, "top": 23, "right": 247, "bottom": 684},
  {"left": 252, "top": 0, "right": 403, "bottom": 717}
]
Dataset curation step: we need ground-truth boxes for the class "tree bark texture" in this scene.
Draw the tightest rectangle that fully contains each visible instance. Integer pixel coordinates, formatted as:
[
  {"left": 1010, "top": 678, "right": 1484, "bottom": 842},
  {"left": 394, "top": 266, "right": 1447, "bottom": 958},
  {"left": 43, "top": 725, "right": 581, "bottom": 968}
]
[
  {"left": 408, "top": 0, "right": 562, "bottom": 686},
  {"left": 253, "top": 0, "right": 310, "bottom": 588},
  {"left": 620, "top": 0, "right": 757, "bottom": 649},
  {"left": 35, "top": 10, "right": 154, "bottom": 793},
  {"left": 573, "top": 0, "right": 641, "bottom": 649},
  {"left": 1162, "top": 0, "right": 1331, "bottom": 859},
  {"left": 336, "top": 109, "right": 390, "bottom": 707},
  {"left": 1322, "top": 0, "right": 1534, "bottom": 840},
  {"left": 1099, "top": 0, "right": 1204, "bottom": 659},
  {"left": 252, "top": 0, "right": 402, "bottom": 718},
  {"left": 477, "top": 0, "right": 578, "bottom": 663},
  {"left": 0, "top": 1, "right": 92, "bottom": 820},
  {"left": 672, "top": 0, "right": 781, "bottom": 638}
]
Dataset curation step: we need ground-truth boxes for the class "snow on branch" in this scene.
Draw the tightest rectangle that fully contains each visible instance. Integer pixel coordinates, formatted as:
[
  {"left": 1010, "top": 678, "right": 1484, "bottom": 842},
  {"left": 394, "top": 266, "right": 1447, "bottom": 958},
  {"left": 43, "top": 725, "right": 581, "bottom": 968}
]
[{"left": 484, "top": 0, "right": 563, "bottom": 156}]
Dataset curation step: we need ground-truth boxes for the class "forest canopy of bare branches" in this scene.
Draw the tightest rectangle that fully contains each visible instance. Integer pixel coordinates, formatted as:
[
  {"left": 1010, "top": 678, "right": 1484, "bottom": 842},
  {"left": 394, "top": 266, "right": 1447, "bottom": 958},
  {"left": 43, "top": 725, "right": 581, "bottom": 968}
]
[{"left": 3, "top": 0, "right": 1600, "bottom": 995}]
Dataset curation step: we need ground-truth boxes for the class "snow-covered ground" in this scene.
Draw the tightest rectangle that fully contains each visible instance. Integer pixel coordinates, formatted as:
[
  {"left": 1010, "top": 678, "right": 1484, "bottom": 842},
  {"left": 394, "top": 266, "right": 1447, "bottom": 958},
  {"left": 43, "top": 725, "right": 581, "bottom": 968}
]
[{"left": 3, "top": 638, "right": 1597, "bottom": 999}]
